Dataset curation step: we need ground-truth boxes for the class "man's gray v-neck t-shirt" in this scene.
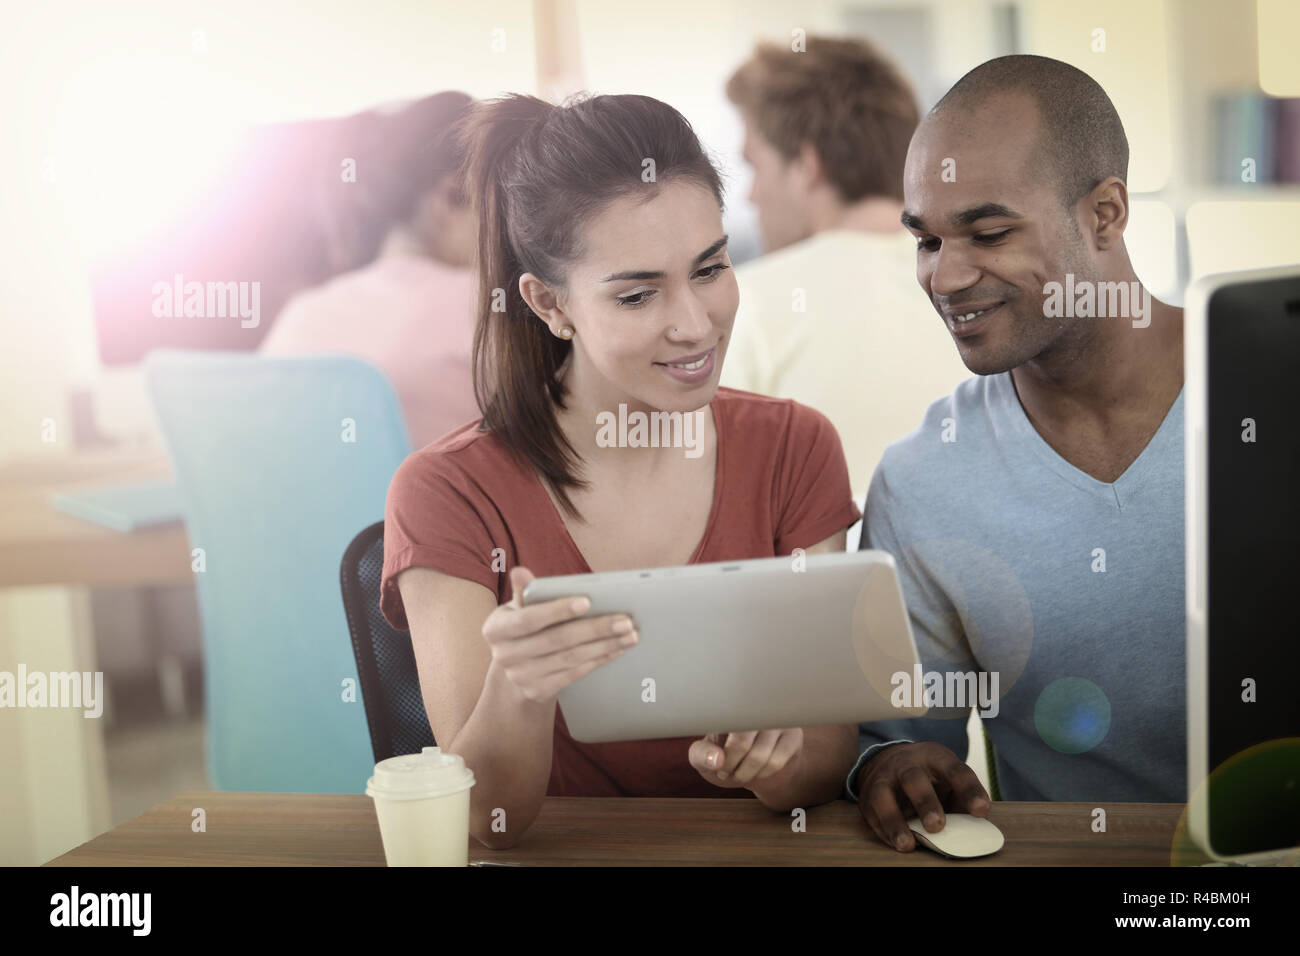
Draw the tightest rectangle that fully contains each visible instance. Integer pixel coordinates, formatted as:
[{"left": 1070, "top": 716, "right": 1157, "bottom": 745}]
[{"left": 848, "top": 371, "right": 1186, "bottom": 803}]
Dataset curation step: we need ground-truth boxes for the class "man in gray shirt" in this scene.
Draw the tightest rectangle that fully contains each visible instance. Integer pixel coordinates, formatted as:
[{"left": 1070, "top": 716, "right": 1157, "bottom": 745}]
[{"left": 848, "top": 55, "right": 1186, "bottom": 852}]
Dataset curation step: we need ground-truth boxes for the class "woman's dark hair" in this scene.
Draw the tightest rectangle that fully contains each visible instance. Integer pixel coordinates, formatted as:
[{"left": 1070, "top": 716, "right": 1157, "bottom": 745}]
[
  {"left": 454, "top": 92, "right": 726, "bottom": 519},
  {"left": 316, "top": 90, "right": 473, "bottom": 273}
]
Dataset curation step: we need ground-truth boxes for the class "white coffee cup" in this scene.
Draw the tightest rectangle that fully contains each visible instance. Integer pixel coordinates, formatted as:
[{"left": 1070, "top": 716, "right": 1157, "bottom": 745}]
[{"left": 366, "top": 746, "right": 476, "bottom": 866}]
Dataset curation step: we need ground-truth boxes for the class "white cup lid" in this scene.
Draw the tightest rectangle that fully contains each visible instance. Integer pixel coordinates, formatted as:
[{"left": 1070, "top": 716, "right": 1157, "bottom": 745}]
[{"left": 365, "top": 746, "right": 476, "bottom": 801}]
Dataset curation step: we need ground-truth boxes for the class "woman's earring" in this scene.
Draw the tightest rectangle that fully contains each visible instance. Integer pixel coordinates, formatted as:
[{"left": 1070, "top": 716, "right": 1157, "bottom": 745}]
[{"left": 559, "top": 326, "right": 574, "bottom": 340}]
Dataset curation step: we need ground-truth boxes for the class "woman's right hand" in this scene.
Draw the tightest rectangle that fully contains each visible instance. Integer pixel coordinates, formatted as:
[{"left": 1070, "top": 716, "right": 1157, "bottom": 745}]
[{"left": 482, "top": 566, "right": 639, "bottom": 704}]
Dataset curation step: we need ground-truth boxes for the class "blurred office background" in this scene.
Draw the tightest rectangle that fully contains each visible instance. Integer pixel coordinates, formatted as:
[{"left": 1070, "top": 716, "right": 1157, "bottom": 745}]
[{"left": 1, "top": 0, "right": 1298, "bottom": 865}]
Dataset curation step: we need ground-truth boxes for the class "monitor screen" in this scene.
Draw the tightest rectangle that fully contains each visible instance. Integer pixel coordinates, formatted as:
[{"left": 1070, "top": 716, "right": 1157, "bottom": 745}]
[{"left": 1204, "top": 272, "right": 1300, "bottom": 857}]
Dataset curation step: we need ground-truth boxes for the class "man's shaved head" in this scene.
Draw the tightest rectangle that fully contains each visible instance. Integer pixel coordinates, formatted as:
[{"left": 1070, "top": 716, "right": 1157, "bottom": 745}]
[
  {"left": 930, "top": 55, "right": 1129, "bottom": 209},
  {"left": 902, "top": 55, "right": 1138, "bottom": 376}
]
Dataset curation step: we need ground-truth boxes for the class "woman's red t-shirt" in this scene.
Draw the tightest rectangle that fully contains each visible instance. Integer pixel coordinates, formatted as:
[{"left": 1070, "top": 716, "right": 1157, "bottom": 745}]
[{"left": 379, "top": 386, "right": 862, "bottom": 798}]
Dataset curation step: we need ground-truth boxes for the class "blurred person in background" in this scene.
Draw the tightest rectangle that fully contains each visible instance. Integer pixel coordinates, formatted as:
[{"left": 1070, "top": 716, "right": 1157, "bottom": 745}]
[
  {"left": 261, "top": 91, "right": 481, "bottom": 449},
  {"left": 721, "top": 36, "right": 969, "bottom": 495}
]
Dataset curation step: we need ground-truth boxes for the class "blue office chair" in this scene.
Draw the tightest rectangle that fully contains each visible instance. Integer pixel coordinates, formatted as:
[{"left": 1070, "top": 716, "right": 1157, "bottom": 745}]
[{"left": 145, "top": 351, "right": 412, "bottom": 792}]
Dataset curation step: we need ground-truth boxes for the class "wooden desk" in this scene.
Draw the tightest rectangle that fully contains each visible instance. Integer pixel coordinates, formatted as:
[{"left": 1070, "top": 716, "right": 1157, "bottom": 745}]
[
  {"left": 0, "top": 446, "right": 192, "bottom": 865},
  {"left": 0, "top": 446, "right": 190, "bottom": 588},
  {"left": 46, "top": 791, "right": 1214, "bottom": 866}
]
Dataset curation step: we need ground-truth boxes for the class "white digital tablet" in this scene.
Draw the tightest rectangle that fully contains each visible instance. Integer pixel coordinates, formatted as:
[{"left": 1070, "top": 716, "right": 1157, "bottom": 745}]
[{"left": 522, "top": 549, "right": 926, "bottom": 743}]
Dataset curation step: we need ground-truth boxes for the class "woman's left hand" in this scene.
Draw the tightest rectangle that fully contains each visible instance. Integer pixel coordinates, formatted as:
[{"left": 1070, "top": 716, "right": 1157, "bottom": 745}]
[{"left": 688, "top": 729, "right": 803, "bottom": 789}]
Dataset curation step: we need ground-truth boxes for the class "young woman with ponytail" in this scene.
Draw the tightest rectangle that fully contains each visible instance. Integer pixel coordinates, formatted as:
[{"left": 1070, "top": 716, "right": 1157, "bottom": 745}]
[{"left": 380, "top": 92, "right": 861, "bottom": 848}]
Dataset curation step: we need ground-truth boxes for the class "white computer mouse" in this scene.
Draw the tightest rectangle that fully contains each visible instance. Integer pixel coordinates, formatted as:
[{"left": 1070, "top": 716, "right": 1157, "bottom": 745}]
[{"left": 907, "top": 813, "right": 1005, "bottom": 859}]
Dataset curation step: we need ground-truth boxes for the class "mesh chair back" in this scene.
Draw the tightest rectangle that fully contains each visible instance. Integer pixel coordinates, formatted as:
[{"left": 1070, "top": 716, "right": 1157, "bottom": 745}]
[{"left": 341, "top": 520, "right": 436, "bottom": 761}]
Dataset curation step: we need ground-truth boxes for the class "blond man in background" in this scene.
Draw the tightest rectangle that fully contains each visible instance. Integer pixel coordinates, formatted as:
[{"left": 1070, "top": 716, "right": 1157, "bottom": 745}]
[{"left": 721, "top": 36, "right": 969, "bottom": 498}]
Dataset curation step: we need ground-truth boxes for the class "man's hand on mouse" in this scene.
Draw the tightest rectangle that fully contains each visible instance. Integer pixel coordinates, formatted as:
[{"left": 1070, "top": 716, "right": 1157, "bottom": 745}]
[
  {"left": 688, "top": 729, "right": 803, "bottom": 792},
  {"left": 856, "top": 741, "right": 991, "bottom": 851}
]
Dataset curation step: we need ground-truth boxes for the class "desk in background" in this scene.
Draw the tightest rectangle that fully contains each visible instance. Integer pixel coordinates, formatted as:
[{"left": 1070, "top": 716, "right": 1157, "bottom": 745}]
[{"left": 0, "top": 446, "right": 192, "bottom": 866}]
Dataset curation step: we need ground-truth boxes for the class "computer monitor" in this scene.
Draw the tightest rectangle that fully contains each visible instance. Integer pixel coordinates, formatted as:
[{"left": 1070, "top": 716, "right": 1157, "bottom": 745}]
[
  {"left": 1185, "top": 264, "right": 1300, "bottom": 863},
  {"left": 86, "top": 117, "right": 343, "bottom": 366}
]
